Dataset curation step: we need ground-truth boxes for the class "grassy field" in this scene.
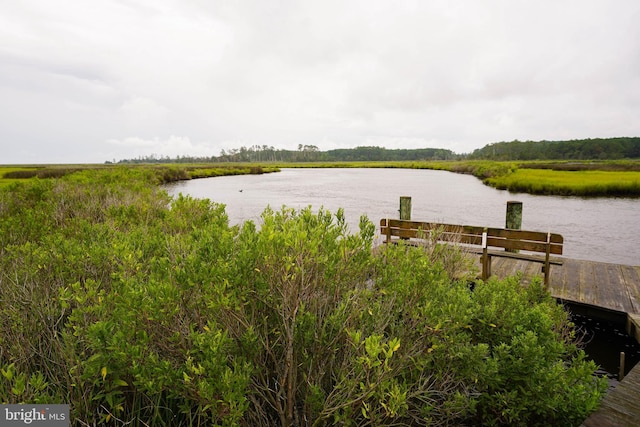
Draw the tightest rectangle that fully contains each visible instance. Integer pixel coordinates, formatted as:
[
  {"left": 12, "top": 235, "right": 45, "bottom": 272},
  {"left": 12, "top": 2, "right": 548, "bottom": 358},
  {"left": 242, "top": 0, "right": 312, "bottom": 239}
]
[
  {"left": 0, "top": 164, "right": 280, "bottom": 188},
  {"left": 485, "top": 168, "right": 640, "bottom": 197},
  {"left": 3, "top": 160, "right": 640, "bottom": 197}
]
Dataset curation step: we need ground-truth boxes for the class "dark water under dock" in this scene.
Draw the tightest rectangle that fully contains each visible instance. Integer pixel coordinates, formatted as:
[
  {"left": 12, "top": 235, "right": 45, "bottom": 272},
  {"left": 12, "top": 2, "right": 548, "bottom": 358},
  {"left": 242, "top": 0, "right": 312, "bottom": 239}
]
[{"left": 570, "top": 312, "right": 640, "bottom": 383}]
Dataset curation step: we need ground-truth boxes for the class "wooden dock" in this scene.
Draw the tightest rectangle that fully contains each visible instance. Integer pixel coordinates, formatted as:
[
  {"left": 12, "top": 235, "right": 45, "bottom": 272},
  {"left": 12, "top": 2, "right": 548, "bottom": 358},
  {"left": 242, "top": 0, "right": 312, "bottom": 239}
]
[{"left": 487, "top": 256, "right": 640, "bottom": 342}]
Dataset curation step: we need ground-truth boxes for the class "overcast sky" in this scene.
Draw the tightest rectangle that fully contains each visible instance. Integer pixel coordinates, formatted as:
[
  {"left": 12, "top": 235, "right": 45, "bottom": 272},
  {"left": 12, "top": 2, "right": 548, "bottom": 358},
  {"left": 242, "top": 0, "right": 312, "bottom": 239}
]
[{"left": 2, "top": 1, "right": 639, "bottom": 164}]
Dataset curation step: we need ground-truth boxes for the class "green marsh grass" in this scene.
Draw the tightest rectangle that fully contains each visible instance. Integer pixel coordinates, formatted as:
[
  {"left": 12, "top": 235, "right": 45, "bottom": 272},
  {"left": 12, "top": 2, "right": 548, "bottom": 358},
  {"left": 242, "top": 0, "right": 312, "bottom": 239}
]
[
  {"left": 4, "top": 160, "right": 640, "bottom": 197},
  {"left": 0, "top": 164, "right": 280, "bottom": 188},
  {"left": 486, "top": 168, "right": 640, "bottom": 196}
]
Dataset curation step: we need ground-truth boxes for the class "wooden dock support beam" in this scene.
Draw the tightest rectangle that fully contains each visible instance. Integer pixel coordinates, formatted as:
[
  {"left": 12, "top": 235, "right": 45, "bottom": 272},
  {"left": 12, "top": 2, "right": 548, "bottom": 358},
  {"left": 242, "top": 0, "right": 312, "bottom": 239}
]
[
  {"left": 506, "top": 200, "right": 523, "bottom": 230},
  {"left": 505, "top": 201, "right": 523, "bottom": 253},
  {"left": 399, "top": 196, "right": 412, "bottom": 220}
]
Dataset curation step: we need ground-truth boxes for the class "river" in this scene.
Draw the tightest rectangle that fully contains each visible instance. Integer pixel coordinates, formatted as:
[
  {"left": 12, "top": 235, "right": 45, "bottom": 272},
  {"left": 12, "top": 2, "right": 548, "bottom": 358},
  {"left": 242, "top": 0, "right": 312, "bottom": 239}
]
[{"left": 165, "top": 168, "right": 640, "bottom": 266}]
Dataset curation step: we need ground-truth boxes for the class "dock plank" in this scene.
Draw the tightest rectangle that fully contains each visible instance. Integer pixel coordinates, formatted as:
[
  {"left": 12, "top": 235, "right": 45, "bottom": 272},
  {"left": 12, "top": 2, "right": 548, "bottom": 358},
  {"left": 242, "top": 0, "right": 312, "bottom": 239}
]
[
  {"left": 593, "top": 263, "right": 612, "bottom": 309},
  {"left": 581, "top": 362, "right": 640, "bottom": 427},
  {"left": 621, "top": 265, "right": 640, "bottom": 314},
  {"left": 549, "top": 260, "right": 567, "bottom": 296},
  {"left": 600, "top": 264, "right": 629, "bottom": 312},
  {"left": 579, "top": 261, "right": 599, "bottom": 307},
  {"left": 612, "top": 263, "right": 634, "bottom": 313},
  {"left": 559, "top": 259, "right": 583, "bottom": 302},
  {"left": 555, "top": 258, "right": 581, "bottom": 302}
]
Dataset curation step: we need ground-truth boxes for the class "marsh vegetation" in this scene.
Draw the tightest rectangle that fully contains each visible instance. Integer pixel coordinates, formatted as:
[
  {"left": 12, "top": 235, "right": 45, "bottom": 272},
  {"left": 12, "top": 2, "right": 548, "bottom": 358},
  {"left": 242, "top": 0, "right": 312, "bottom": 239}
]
[{"left": 4, "top": 157, "right": 640, "bottom": 197}]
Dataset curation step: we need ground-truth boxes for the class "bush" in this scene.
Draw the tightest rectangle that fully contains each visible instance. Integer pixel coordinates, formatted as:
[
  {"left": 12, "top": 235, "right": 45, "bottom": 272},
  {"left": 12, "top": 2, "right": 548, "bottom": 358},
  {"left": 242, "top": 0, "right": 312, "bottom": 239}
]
[{"left": 0, "top": 169, "right": 606, "bottom": 426}]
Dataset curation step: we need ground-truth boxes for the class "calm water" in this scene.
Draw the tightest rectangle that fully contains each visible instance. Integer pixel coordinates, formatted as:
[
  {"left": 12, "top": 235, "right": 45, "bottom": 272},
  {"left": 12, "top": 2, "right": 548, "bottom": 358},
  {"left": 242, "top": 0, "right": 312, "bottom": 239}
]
[{"left": 166, "top": 168, "right": 640, "bottom": 266}]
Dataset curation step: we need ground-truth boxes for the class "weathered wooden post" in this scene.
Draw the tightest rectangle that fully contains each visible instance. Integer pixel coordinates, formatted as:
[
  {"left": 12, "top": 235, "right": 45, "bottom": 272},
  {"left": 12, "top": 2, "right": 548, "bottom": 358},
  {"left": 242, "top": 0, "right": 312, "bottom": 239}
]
[
  {"left": 619, "top": 352, "right": 626, "bottom": 381},
  {"left": 505, "top": 201, "right": 522, "bottom": 253},
  {"left": 400, "top": 196, "right": 412, "bottom": 220},
  {"left": 506, "top": 201, "right": 522, "bottom": 230}
]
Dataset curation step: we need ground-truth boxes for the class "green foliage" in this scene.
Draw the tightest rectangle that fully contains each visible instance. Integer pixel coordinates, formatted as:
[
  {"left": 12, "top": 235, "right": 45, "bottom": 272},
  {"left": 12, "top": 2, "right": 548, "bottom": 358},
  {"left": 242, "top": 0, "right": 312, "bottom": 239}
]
[
  {"left": 2, "top": 166, "right": 83, "bottom": 179},
  {"left": 468, "top": 137, "right": 640, "bottom": 161},
  {"left": 0, "top": 168, "right": 607, "bottom": 426},
  {"left": 468, "top": 276, "right": 606, "bottom": 425},
  {"left": 0, "top": 164, "right": 280, "bottom": 189},
  {"left": 519, "top": 160, "right": 640, "bottom": 172},
  {"left": 0, "top": 363, "right": 60, "bottom": 404}
]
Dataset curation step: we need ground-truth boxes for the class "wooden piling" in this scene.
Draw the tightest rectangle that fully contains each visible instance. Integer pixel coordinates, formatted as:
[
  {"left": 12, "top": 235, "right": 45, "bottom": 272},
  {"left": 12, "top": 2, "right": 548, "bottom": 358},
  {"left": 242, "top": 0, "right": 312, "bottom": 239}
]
[
  {"left": 506, "top": 201, "right": 523, "bottom": 230},
  {"left": 505, "top": 201, "right": 522, "bottom": 253},
  {"left": 400, "top": 196, "right": 412, "bottom": 220}
]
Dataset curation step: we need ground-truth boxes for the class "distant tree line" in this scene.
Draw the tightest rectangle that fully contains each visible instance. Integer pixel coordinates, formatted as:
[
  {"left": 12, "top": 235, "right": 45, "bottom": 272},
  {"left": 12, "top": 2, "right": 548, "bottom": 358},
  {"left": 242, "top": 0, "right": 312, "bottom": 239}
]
[
  {"left": 468, "top": 137, "right": 640, "bottom": 161},
  {"left": 110, "top": 137, "right": 640, "bottom": 164},
  {"left": 324, "top": 146, "right": 456, "bottom": 161},
  {"left": 112, "top": 145, "right": 458, "bottom": 164},
  {"left": 111, "top": 145, "right": 320, "bottom": 164}
]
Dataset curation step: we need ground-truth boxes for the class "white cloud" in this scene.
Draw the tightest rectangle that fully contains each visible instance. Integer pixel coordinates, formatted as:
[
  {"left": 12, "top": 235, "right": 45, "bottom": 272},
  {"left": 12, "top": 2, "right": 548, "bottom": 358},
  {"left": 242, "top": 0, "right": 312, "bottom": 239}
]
[
  {"left": 1, "top": 0, "right": 640, "bottom": 163},
  {"left": 119, "top": 97, "right": 169, "bottom": 126}
]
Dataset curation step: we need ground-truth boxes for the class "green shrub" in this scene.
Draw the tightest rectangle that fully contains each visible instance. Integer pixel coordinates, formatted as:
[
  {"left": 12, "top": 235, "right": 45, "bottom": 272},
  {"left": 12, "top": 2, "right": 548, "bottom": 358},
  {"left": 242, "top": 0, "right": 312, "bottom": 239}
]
[{"left": 468, "top": 275, "right": 605, "bottom": 425}]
